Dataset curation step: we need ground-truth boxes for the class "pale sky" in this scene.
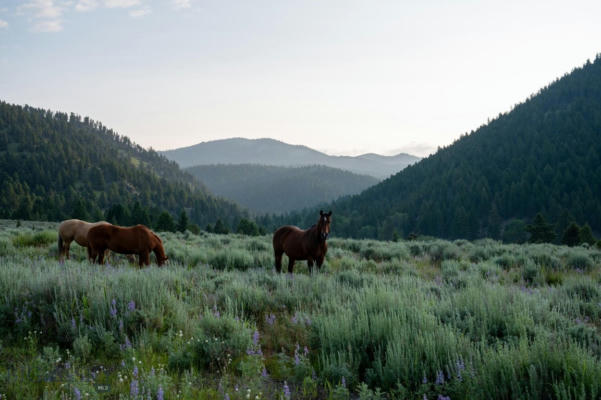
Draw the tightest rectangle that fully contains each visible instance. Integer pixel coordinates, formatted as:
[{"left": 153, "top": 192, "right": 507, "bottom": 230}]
[{"left": 1, "top": 1, "right": 600, "bottom": 157}]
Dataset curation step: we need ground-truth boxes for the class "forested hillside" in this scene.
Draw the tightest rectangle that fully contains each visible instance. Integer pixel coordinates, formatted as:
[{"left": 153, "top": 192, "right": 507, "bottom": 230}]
[
  {"left": 0, "top": 102, "right": 244, "bottom": 228},
  {"left": 186, "top": 164, "right": 378, "bottom": 214},
  {"left": 263, "top": 55, "right": 601, "bottom": 240}
]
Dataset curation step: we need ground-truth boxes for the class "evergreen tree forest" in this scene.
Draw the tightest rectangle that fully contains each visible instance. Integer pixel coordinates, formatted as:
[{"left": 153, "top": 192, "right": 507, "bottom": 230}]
[
  {"left": 261, "top": 55, "right": 601, "bottom": 241},
  {"left": 0, "top": 101, "right": 245, "bottom": 230}
]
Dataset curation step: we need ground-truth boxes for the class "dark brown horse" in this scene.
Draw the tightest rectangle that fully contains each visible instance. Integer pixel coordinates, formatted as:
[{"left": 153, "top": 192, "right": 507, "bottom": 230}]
[
  {"left": 87, "top": 224, "right": 168, "bottom": 267},
  {"left": 273, "top": 210, "right": 331, "bottom": 274}
]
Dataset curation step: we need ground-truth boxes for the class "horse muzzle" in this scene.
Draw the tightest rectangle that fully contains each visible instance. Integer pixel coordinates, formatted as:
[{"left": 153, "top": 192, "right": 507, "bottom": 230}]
[{"left": 321, "top": 232, "right": 329, "bottom": 241}]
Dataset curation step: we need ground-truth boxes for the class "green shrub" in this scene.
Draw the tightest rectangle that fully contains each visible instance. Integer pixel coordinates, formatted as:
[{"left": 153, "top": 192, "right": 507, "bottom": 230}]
[
  {"left": 12, "top": 230, "right": 56, "bottom": 247},
  {"left": 565, "top": 251, "right": 594, "bottom": 271}
]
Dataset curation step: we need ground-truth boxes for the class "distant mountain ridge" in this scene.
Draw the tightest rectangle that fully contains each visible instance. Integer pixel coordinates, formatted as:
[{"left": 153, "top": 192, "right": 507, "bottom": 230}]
[
  {"left": 186, "top": 164, "right": 378, "bottom": 215},
  {"left": 161, "top": 138, "right": 420, "bottom": 179}
]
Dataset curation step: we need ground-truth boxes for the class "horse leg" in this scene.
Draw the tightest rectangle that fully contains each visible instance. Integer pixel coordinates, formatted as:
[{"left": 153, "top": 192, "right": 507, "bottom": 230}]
[
  {"left": 65, "top": 240, "right": 71, "bottom": 260},
  {"left": 317, "top": 255, "right": 325, "bottom": 271},
  {"left": 307, "top": 259, "right": 314, "bottom": 274},
  {"left": 274, "top": 250, "right": 283, "bottom": 273},
  {"left": 97, "top": 248, "right": 106, "bottom": 265},
  {"left": 287, "top": 258, "right": 295, "bottom": 274}
]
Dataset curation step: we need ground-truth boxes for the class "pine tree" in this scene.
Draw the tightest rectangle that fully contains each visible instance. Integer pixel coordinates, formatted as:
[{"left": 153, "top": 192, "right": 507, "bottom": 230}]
[
  {"left": 525, "top": 213, "right": 555, "bottom": 243},
  {"left": 561, "top": 222, "right": 581, "bottom": 247},
  {"left": 177, "top": 211, "right": 189, "bottom": 232},
  {"left": 155, "top": 211, "right": 176, "bottom": 232},
  {"left": 579, "top": 223, "right": 596, "bottom": 245}
]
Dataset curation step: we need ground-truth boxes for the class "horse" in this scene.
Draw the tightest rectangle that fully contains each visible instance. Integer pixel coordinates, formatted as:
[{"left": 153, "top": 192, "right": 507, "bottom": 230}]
[
  {"left": 87, "top": 224, "right": 168, "bottom": 267},
  {"left": 58, "top": 219, "right": 112, "bottom": 261},
  {"left": 273, "top": 210, "right": 331, "bottom": 274}
]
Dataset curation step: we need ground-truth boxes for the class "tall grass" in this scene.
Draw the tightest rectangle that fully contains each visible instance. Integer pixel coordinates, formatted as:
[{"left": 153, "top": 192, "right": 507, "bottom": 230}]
[{"left": 0, "top": 220, "right": 600, "bottom": 399}]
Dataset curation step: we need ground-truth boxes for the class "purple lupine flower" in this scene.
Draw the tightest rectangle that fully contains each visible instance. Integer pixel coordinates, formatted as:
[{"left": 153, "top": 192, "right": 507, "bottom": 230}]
[
  {"left": 110, "top": 299, "right": 118, "bottom": 318},
  {"left": 437, "top": 395, "right": 451, "bottom": 400},
  {"left": 423, "top": 373, "right": 428, "bottom": 384},
  {"left": 74, "top": 387, "right": 81, "bottom": 400},
  {"left": 435, "top": 370, "right": 445, "bottom": 385},
  {"left": 423, "top": 395, "right": 428, "bottom": 400},
  {"left": 253, "top": 330, "right": 260, "bottom": 346},
  {"left": 133, "top": 366, "right": 139, "bottom": 377},
  {"left": 119, "top": 319, "right": 124, "bottom": 332},
  {"left": 246, "top": 348, "right": 255, "bottom": 356},
  {"left": 213, "top": 304, "right": 220, "bottom": 318},
  {"left": 71, "top": 317, "right": 76, "bottom": 330},
  {"left": 283, "top": 381, "right": 291, "bottom": 400},
  {"left": 291, "top": 314, "right": 298, "bottom": 324},
  {"left": 157, "top": 386, "right": 164, "bottom": 400},
  {"left": 341, "top": 376, "right": 346, "bottom": 388},
  {"left": 130, "top": 379, "right": 139, "bottom": 398},
  {"left": 128, "top": 300, "right": 136, "bottom": 312},
  {"left": 303, "top": 346, "right": 309, "bottom": 356},
  {"left": 265, "top": 313, "right": 276, "bottom": 326},
  {"left": 224, "top": 394, "right": 230, "bottom": 400},
  {"left": 64, "top": 361, "right": 71, "bottom": 370},
  {"left": 294, "top": 352, "right": 300, "bottom": 365},
  {"left": 261, "top": 367, "right": 268, "bottom": 377},
  {"left": 305, "top": 317, "right": 312, "bottom": 326},
  {"left": 150, "top": 367, "right": 155, "bottom": 376},
  {"left": 125, "top": 336, "right": 132, "bottom": 349}
]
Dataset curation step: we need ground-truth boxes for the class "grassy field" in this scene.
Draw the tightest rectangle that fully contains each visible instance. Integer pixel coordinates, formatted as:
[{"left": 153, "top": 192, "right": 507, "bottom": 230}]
[{"left": 1, "top": 220, "right": 601, "bottom": 399}]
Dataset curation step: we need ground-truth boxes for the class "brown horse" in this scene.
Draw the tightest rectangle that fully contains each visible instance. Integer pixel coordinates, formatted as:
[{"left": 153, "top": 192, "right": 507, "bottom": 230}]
[
  {"left": 87, "top": 224, "right": 168, "bottom": 267},
  {"left": 273, "top": 210, "right": 331, "bottom": 274},
  {"left": 58, "top": 219, "right": 111, "bottom": 261}
]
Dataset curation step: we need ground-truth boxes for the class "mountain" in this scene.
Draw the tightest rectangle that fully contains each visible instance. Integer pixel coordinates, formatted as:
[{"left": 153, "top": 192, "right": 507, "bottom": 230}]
[
  {"left": 261, "top": 55, "right": 601, "bottom": 241},
  {"left": 161, "top": 138, "right": 419, "bottom": 179},
  {"left": 186, "top": 164, "right": 378, "bottom": 215},
  {"left": 0, "top": 101, "right": 245, "bottom": 228}
]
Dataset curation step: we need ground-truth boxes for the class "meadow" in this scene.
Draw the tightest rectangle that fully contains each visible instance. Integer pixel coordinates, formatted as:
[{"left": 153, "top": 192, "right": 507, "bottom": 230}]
[{"left": 1, "top": 220, "right": 601, "bottom": 399}]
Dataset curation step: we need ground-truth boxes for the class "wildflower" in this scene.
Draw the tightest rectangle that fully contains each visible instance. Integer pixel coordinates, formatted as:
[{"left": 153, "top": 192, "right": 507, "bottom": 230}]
[
  {"left": 71, "top": 317, "right": 76, "bottom": 330},
  {"left": 253, "top": 330, "right": 260, "bottom": 346},
  {"left": 265, "top": 313, "right": 276, "bottom": 326},
  {"left": 435, "top": 370, "right": 445, "bottom": 385},
  {"left": 422, "top": 373, "right": 428, "bottom": 384},
  {"left": 110, "top": 299, "right": 118, "bottom": 318},
  {"left": 119, "top": 319, "right": 124, "bottom": 332},
  {"left": 133, "top": 366, "right": 138, "bottom": 378},
  {"left": 303, "top": 346, "right": 309, "bottom": 356},
  {"left": 157, "top": 386, "right": 164, "bottom": 400},
  {"left": 224, "top": 394, "right": 230, "bottom": 400},
  {"left": 283, "top": 381, "right": 291, "bottom": 400},
  {"left": 128, "top": 300, "right": 136, "bottom": 312},
  {"left": 291, "top": 314, "right": 298, "bottom": 324},
  {"left": 261, "top": 367, "right": 268, "bottom": 377},
  {"left": 125, "top": 336, "right": 132, "bottom": 349},
  {"left": 130, "top": 379, "right": 139, "bottom": 398},
  {"left": 437, "top": 395, "right": 450, "bottom": 400},
  {"left": 423, "top": 395, "right": 428, "bottom": 400},
  {"left": 74, "top": 387, "right": 81, "bottom": 400},
  {"left": 341, "top": 376, "right": 346, "bottom": 388},
  {"left": 213, "top": 304, "right": 220, "bottom": 318}
]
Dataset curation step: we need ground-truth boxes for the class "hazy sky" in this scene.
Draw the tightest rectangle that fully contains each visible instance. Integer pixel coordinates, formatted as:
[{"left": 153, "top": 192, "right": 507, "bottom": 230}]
[{"left": 1, "top": 1, "right": 600, "bottom": 157}]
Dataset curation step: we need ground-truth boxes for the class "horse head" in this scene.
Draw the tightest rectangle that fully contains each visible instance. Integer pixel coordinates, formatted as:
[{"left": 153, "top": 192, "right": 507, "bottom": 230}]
[
  {"left": 152, "top": 232, "right": 168, "bottom": 266},
  {"left": 317, "top": 210, "right": 332, "bottom": 241}
]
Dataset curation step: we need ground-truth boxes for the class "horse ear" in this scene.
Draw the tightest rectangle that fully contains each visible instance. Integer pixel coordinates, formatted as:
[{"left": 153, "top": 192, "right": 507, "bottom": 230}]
[
  {"left": 320, "top": 210, "right": 324, "bottom": 216},
  {"left": 327, "top": 211, "right": 332, "bottom": 216}
]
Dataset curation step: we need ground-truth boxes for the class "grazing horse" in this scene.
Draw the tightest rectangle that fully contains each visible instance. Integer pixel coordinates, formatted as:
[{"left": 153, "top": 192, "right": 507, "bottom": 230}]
[
  {"left": 87, "top": 224, "right": 168, "bottom": 267},
  {"left": 58, "top": 219, "right": 111, "bottom": 261},
  {"left": 273, "top": 210, "right": 331, "bottom": 274}
]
